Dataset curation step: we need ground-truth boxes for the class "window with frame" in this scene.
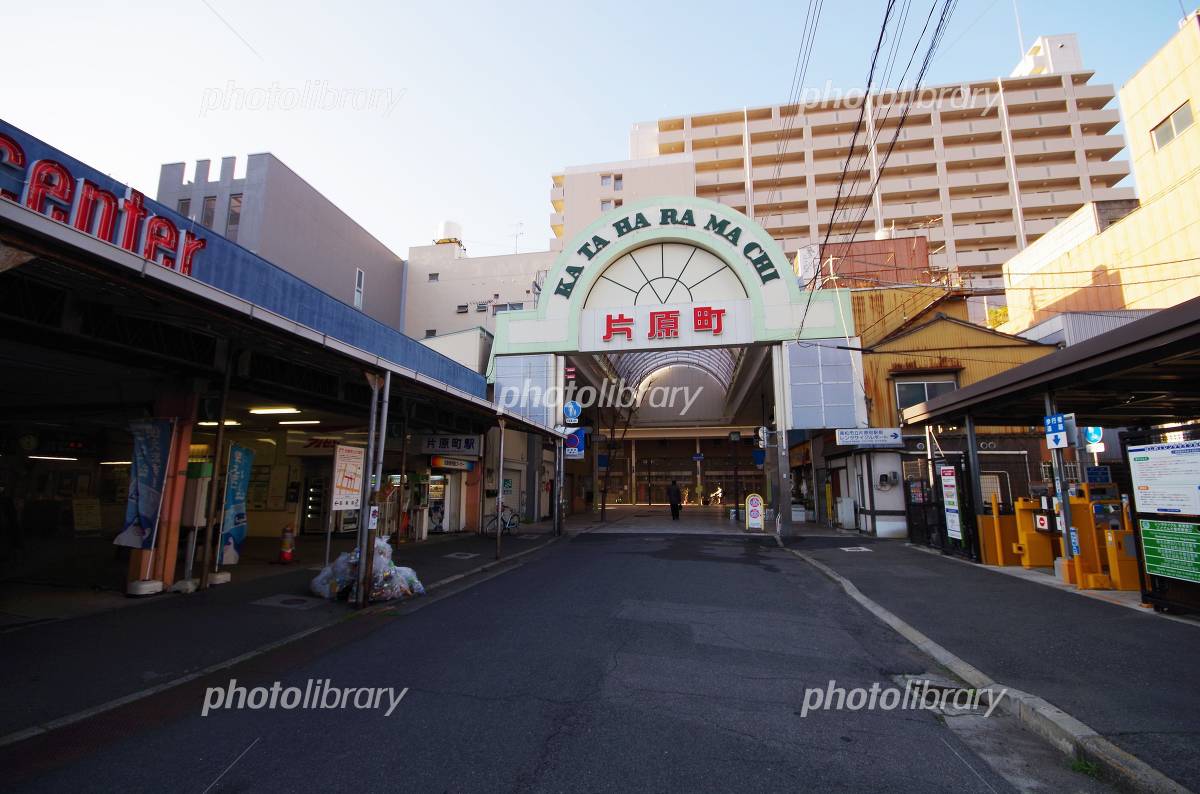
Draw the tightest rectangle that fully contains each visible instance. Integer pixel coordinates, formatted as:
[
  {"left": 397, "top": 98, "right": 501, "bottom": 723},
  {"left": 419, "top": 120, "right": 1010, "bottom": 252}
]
[
  {"left": 600, "top": 199, "right": 612, "bottom": 211},
  {"left": 613, "top": 174, "right": 623, "bottom": 190},
  {"left": 1152, "top": 101, "right": 1193, "bottom": 150},
  {"left": 456, "top": 304, "right": 468, "bottom": 314},
  {"left": 353, "top": 268, "right": 364, "bottom": 310},
  {"left": 177, "top": 198, "right": 191, "bottom": 217},
  {"left": 200, "top": 196, "right": 217, "bottom": 228},
  {"left": 600, "top": 174, "right": 611, "bottom": 188},
  {"left": 428, "top": 272, "right": 439, "bottom": 282},
  {"left": 424, "top": 329, "right": 436, "bottom": 338},
  {"left": 225, "top": 194, "right": 243, "bottom": 242},
  {"left": 894, "top": 377, "right": 957, "bottom": 412}
]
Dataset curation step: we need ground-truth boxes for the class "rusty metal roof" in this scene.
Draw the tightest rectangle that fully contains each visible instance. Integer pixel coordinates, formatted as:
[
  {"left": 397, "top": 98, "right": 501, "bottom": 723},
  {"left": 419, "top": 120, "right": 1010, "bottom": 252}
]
[{"left": 900, "top": 295, "right": 1200, "bottom": 427}]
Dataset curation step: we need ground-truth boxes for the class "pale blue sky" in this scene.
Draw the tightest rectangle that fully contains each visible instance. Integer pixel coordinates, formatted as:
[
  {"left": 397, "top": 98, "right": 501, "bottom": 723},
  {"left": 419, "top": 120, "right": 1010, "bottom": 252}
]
[{"left": 1, "top": 1, "right": 1184, "bottom": 257}]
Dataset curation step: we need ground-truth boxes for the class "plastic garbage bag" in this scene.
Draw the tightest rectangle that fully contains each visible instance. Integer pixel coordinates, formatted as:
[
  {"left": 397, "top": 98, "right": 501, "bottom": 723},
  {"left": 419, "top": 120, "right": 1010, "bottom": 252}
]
[{"left": 394, "top": 566, "right": 425, "bottom": 597}]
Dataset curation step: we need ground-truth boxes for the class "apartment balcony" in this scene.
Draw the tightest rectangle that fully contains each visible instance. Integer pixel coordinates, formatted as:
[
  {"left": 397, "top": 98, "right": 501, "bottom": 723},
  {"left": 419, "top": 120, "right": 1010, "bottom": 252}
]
[
  {"left": 751, "top": 139, "right": 807, "bottom": 159},
  {"left": 810, "top": 130, "right": 869, "bottom": 153},
  {"left": 1010, "top": 136, "right": 1077, "bottom": 158},
  {"left": 752, "top": 185, "right": 808, "bottom": 206},
  {"left": 810, "top": 156, "right": 871, "bottom": 178},
  {"left": 550, "top": 212, "right": 564, "bottom": 228},
  {"left": 1077, "top": 108, "right": 1121, "bottom": 134},
  {"left": 751, "top": 161, "right": 806, "bottom": 182},
  {"left": 1085, "top": 159, "right": 1131, "bottom": 180},
  {"left": 878, "top": 173, "right": 941, "bottom": 196},
  {"left": 1081, "top": 134, "right": 1126, "bottom": 158},
  {"left": 656, "top": 128, "right": 687, "bottom": 148},
  {"left": 1091, "top": 186, "right": 1136, "bottom": 202},
  {"left": 950, "top": 194, "right": 1015, "bottom": 215},
  {"left": 690, "top": 145, "right": 745, "bottom": 163},
  {"left": 1007, "top": 111, "right": 1074, "bottom": 133},
  {"left": 939, "top": 118, "right": 1002, "bottom": 139},
  {"left": 949, "top": 220, "right": 1017, "bottom": 240},
  {"left": 760, "top": 210, "right": 811, "bottom": 228},
  {"left": 946, "top": 168, "right": 1011, "bottom": 190},
  {"left": 944, "top": 142, "right": 1007, "bottom": 162},
  {"left": 746, "top": 116, "right": 784, "bottom": 135},
  {"left": 881, "top": 199, "right": 943, "bottom": 221},
  {"left": 1016, "top": 163, "right": 1085, "bottom": 183},
  {"left": 550, "top": 185, "right": 564, "bottom": 204},
  {"left": 805, "top": 106, "right": 868, "bottom": 128},
  {"left": 1020, "top": 189, "right": 1084, "bottom": 211},
  {"left": 877, "top": 123, "right": 935, "bottom": 144},
  {"left": 1022, "top": 217, "right": 1064, "bottom": 237},
  {"left": 880, "top": 148, "right": 938, "bottom": 169},
  {"left": 816, "top": 206, "right": 872, "bottom": 225},
  {"left": 953, "top": 249, "right": 1014, "bottom": 268},
  {"left": 1001, "top": 86, "right": 1069, "bottom": 107},
  {"left": 1072, "top": 84, "right": 1118, "bottom": 106}
]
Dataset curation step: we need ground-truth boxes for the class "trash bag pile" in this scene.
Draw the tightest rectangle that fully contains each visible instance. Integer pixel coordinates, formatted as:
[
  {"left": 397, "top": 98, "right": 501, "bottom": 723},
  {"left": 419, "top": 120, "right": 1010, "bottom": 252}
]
[{"left": 310, "top": 537, "right": 425, "bottom": 602}]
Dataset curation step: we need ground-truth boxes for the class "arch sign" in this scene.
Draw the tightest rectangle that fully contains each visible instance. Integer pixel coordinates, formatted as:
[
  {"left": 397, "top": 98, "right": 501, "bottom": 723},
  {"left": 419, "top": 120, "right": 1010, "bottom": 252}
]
[{"left": 491, "top": 196, "right": 853, "bottom": 360}]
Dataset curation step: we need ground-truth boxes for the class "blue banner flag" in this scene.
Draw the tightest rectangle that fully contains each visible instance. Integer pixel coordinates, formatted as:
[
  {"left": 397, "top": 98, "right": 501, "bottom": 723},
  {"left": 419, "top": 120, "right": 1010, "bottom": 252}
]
[
  {"left": 219, "top": 443, "right": 256, "bottom": 565},
  {"left": 113, "top": 420, "right": 175, "bottom": 549}
]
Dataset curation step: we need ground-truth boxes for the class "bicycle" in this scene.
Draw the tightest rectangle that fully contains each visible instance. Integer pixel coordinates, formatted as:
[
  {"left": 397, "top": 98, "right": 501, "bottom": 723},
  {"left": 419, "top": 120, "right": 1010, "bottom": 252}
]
[{"left": 482, "top": 506, "right": 520, "bottom": 537}]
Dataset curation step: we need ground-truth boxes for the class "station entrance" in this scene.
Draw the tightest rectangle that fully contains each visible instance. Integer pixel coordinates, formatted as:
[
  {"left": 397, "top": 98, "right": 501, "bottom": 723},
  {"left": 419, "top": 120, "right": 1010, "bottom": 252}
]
[{"left": 489, "top": 197, "right": 865, "bottom": 532}]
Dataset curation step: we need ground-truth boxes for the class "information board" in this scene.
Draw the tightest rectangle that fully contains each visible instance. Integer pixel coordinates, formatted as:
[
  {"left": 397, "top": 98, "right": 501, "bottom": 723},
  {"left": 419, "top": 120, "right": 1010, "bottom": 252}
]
[
  {"left": 939, "top": 465, "right": 962, "bottom": 540},
  {"left": 331, "top": 444, "right": 365, "bottom": 511},
  {"left": 1128, "top": 441, "right": 1200, "bottom": 515},
  {"left": 1139, "top": 519, "right": 1200, "bottom": 584}
]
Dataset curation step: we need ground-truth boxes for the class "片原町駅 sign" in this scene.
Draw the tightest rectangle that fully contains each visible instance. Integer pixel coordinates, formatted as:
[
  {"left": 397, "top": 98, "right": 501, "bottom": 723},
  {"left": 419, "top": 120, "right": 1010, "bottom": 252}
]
[{"left": 553, "top": 207, "right": 782, "bottom": 300}]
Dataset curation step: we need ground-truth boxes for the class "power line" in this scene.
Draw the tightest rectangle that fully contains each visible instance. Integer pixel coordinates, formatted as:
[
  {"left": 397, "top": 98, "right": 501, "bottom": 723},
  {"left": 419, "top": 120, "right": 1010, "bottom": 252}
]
[{"left": 795, "top": 0, "right": 900, "bottom": 340}]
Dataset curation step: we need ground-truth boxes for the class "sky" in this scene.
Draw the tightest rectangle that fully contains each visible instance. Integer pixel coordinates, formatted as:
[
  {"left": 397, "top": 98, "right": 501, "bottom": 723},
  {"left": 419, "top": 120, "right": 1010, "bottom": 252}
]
[{"left": 1, "top": 0, "right": 1187, "bottom": 258}]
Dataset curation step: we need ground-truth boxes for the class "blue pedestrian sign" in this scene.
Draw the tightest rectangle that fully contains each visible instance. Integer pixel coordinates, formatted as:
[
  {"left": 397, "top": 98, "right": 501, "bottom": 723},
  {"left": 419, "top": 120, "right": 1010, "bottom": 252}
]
[
  {"left": 1084, "top": 426, "right": 1104, "bottom": 445},
  {"left": 1044, "top": 414, "right": 1068, "bottom": 450},
  {"left": 563, "top": 400, "right": 582, "bottom": 425},
  {"left": 692, "top": 453, "right": 704, "bottom": 462}
]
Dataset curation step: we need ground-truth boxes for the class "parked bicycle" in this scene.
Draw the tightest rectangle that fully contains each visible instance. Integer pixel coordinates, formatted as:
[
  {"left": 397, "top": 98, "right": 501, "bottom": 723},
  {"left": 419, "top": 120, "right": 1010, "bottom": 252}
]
[{"left": 482, "top": 506, "right": 520, "bottom": 536}]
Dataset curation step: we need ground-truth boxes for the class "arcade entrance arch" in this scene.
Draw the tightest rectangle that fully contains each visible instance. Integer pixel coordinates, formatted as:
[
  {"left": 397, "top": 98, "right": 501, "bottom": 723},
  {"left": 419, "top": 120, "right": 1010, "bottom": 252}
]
[{"left": 490, "top": 197, "right": 865, "bottom": 532}]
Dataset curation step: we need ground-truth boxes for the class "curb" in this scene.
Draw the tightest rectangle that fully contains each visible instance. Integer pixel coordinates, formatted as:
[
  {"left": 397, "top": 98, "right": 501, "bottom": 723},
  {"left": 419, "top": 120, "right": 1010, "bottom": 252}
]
[
  {"left": 0, "top": 533, "right": 562, "bottom": 749},
  {"left": 778, "top": 541, "right": 1191, "bottom": 794}
]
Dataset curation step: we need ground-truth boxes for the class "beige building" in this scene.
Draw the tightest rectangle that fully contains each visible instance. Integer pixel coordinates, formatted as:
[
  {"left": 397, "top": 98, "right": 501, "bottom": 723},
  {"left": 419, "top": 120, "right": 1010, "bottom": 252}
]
[
  {"left": 552, "top": 34, "right": 1132, "bottom": 292},
  {"left": 999, "top": 15, "right": 1200, "bottom": 333},
  {"left": 403, "top": 234, "right": 557, "bottom": 341}
]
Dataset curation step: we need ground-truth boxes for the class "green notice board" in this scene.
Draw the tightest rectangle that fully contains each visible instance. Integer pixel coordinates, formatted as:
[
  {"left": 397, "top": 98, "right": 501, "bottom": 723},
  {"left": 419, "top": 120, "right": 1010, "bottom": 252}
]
[{"left": 1140, "top": 519, "right": 1200, "bottom": 584}]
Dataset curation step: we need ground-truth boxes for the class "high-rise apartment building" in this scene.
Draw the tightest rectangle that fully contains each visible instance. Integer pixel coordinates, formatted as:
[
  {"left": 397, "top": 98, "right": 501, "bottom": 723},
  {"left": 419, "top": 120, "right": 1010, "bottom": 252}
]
[
  {"left": 157, "top": 154, "right": 407, "bottom": 329},
  {"left": 552, "top": 35, "right": 1132, "bottom": 291}
]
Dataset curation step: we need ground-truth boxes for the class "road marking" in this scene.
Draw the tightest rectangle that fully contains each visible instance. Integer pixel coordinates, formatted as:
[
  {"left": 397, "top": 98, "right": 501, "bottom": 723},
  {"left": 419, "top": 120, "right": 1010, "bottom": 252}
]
[
  {"left": 202, "top": 736, "right": 260, "bottom": 794},
  {"left": 443, "top": 552, "right": 480, "bottom": 560},
  {"left": 840, "top": 546, "right": 872, "bottom": 552}
]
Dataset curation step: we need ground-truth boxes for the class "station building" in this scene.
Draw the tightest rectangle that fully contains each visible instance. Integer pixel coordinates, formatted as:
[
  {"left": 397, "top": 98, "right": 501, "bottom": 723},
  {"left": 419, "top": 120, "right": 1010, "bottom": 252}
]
[{"left": 0, "top": 120, "right": 558, "bottom": 600}]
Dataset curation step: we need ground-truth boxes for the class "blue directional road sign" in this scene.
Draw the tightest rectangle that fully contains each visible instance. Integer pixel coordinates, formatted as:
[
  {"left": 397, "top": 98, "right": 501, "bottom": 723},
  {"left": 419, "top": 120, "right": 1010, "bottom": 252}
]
[{"left": 1044, "top": 414, "right": 1068, "bottom": 449}]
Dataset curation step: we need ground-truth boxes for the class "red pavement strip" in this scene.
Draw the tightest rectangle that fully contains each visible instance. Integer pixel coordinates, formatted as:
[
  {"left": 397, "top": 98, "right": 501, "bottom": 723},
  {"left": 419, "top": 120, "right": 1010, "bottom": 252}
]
[{"left": 0, "top": 535, "right": 561, "bottom": 784}]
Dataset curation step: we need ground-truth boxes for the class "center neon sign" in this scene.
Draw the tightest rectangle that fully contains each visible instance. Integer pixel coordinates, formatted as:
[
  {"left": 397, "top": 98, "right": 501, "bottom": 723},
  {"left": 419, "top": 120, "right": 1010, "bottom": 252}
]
[{"left": 0, "top": 133, "right": 207, "bottom": 275}]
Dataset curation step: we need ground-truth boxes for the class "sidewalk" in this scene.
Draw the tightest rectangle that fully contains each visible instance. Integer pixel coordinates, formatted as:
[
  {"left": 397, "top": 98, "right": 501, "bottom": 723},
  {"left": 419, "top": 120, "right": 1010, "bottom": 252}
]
[
  {"left": 785, "top": 536, "right": 1200, "bottom": 792},
  {"left": 0, "top": 524, "right": 567, "bottom": 743}
]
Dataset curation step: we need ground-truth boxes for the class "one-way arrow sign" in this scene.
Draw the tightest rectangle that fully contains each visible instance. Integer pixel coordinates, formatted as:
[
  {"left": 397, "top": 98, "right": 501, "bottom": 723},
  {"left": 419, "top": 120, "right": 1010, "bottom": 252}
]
[{"left": 1047, "top": 431, "right": 1067, "bottom": 449}]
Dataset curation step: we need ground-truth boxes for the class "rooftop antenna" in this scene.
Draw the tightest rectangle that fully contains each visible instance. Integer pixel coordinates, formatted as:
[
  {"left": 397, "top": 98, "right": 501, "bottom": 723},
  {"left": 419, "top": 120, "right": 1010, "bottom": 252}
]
[
  {"left": 1011, "top": 0, "right": 1026, "bottom": 58},
  {"left": 511, "top": 222, "right": 525, "bottom": 254}
]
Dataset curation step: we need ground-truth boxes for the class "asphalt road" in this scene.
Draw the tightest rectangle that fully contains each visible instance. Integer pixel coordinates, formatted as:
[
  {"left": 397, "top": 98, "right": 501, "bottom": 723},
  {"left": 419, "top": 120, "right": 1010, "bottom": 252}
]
[{"left": 9, "top": 533, "right": 1020, "bottom": 792}]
